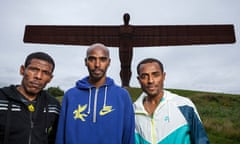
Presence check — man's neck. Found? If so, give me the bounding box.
[16,86,37,101]
[147,91,164,104]
[89,77,106,88]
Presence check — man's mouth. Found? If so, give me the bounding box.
[30,82,41,88]
[93,69,103,75]
[147,85,155,91]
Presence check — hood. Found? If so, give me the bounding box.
[76,76,115,89]
[0,85,22,102]
[74,76,115,123]
[0,85,49,103]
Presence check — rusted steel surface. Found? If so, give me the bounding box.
[23,13,236,87]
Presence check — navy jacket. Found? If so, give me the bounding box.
[0,85,61,144]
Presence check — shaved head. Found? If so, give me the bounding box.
[86,43,109,58]
[85,43,111,87]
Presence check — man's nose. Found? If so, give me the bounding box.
[147,75,154,83]
[95,59,101,67]
[35,71,43,79]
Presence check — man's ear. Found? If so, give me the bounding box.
[84,58,87,66]
[47,74,53,83]
[108,58,111,66]
[20,65,25,76]
[137,76,140,81]
[163,72,166,80]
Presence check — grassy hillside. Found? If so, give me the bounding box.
[126,87,240,144]
[56,88,240,143]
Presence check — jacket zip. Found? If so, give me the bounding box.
[93,88,99,123]
[28,112,34,144]
[151,116,156,144]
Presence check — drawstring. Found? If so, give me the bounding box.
[87,86,108,113]
[87,88,92,114]
[103,86,108,107]
[86,86,108,122]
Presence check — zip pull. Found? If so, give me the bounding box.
[28,104,35,112]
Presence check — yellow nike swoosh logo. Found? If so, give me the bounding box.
[99,106,115,116]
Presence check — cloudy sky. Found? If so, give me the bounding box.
[0,0,239,94]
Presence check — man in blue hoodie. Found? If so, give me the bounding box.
[56,43,135,144]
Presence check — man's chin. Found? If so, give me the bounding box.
[28,87,42,95]
[91,75,104,82]
[93,72,103,76]
[145,90,157,96]
[92,73,103,78]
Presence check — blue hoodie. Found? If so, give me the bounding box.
[56,77,135,144]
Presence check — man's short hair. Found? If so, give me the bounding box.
[24,52,55,72]
[137,58,164,75]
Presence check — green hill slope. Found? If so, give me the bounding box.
[56,87,240,143]
[127,88,240,144]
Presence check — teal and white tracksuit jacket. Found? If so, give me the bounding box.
[134,90,209,144]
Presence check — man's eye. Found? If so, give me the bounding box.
[100,57,108,62]
[29,67,38,72]
[140,75,147,79]
[87,57,95,61]
[43,71,51,76]
[152,72,162,77]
